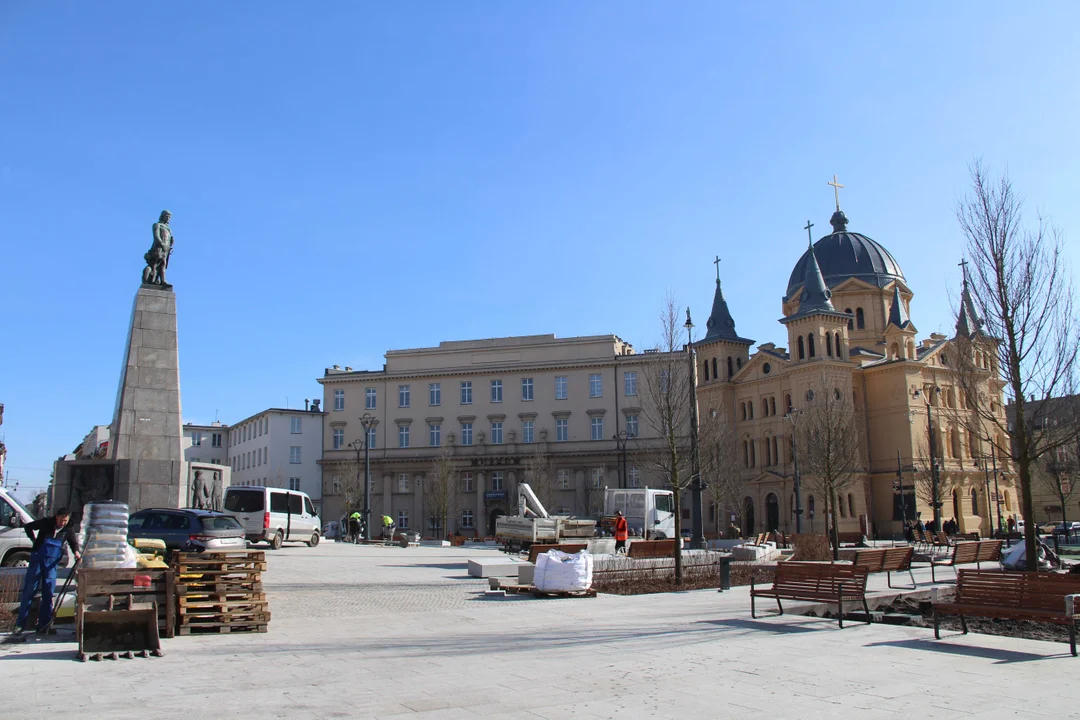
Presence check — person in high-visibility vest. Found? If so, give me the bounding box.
[382,514,396,539]
[614,510,629,554]
[348,512,362,543]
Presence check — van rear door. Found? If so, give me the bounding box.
[224,488,265,538]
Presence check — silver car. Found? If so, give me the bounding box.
[128,509,247,552]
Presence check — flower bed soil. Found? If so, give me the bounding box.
[593,561,775,596]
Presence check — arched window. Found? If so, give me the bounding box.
[742,440,749,468]
[737,357,742,369]
[826,333,833,357]
[712,357,718,379]
[971,488,979,516]
[835,333,842,359]
[749,440,756,468]
[703,362,709,381]
[845,308,854,331]
[808,334,816,358]
[727,357,734,378]
[798,336,806,360]
[740,402,747,421]
[772,436,779,465]
[839,498,846,518]
[748,401,754,419]
[890,343,899,360]
[907,340,916,358]
[764,436,772,466]
[856,308,865,330]
[848,493,855,518]
[785,394,792,414]
[770,397,776,416]
[951,428,962,459]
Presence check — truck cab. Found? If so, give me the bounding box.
[0,487,37,567]
[605,488,675,540]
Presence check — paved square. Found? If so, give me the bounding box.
[2,543,1075,719]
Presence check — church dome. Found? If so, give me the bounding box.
[785,211,905,301]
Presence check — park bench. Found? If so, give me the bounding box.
[930,540,1003,582]
[750,562,871,628]
[627,539,677,559]
[852,547,916,589]
[933,569,1080,656]
[527,543,587,564]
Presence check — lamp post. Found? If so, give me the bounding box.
[977,454,996,537]
[613,431,629,489]
[915,387,943,531]
[784,410,804,534]
[991,447,1004,533]
[359,413,376,542]
[685,308,706,550]
[346,438,365,541]
[895,449,909,538]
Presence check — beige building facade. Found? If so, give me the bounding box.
[695,205,1021,539]
[317,335,673,537]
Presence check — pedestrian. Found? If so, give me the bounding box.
[382,514,396,540]
[14,507,80,635]
[1007,516,1017,533]
[613,510,629,554]
[348,512,362,543]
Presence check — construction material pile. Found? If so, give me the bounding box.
[79,502,137,569]
[175,549,269,635]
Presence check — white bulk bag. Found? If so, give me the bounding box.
[533,549,593,592]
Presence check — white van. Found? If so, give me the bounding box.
[223,486,321,550]
[0,487,37,567]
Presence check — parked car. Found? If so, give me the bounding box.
[0,487,36,567]
[223,486,321,549]
[1052,521,1080,537]
[128,508,247,552]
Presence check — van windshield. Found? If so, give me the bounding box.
[5,493,35,521]
[224,489,264,513]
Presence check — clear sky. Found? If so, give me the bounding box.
[2,3,1078,502]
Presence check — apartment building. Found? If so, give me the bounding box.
[227,405,325,512]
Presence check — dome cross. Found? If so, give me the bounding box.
[804,220,814,247]
[828,174,844,211]
[713,255,721,282]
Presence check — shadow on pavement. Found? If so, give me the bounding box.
[0,646,77,662]
[697,618,827,634]
[863,636,1067,664]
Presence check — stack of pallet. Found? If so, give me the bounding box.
[173,549,269,635]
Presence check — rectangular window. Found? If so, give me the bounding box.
[521,378,534,401]
[192,432,203,447]
[429,424,441,447]
[628,466,640,488]
[589,373,603,398]
[626,415,639,438]
[659,369,671,394]
[491,471,504,491]
[289,446,301,464]
[332,428,344,450]
[397,473,410,493]
[429,383,441,406]
[428,515,442,531]
[211,433,222,448]
[591,417,604,441]
[462,472,474,492]
[556,418,568,442]
[461,509,474,529]
[365,387,376,410]
[522,420,534,444]
[461,423,473,446]
[291,416,302,434]
[397,510,409,529]
[366,426,377,449]
[460,381,472,405]
[491,380,503,403]
[557,469,570,490]
[334,389,345,412]
[491,421,503,444]
[591,468,604,489]
[555,376,568,400]
[332,474,342,495]
[398,424,410,448]
[289,477,301,491]
[624,371,638,397]
[399,385,410,408]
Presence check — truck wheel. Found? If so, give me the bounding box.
[3,551,30,567]
[270,531,283,550]
[307,532,320,547]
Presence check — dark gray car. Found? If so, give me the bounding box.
[128,508,247,552]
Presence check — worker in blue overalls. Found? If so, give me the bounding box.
[14,507,80,635]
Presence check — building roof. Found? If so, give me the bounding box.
[886,284,914,330]
[955,264,985,339]
[702,279,753,345]
[783,242,850,322]
[785,210,906,301]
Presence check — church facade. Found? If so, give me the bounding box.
[695,201,1021,540]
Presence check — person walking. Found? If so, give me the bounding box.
[14,507,80,635]
[613,510,629,554]
[348,512,362,544]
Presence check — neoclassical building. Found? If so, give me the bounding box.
[695,202,1021,539]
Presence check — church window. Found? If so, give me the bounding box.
[763,362,771,375]
[848,493,856,518]
[845,309,854,331]
[712,357,718,380]
[797,337,805,360]
[772,436,779,466]
[856,308,865,330]
[769,397,776,416]
[736,357,742,369]
[835,333,843,359]
[727,357,734,378]
[890,343,899,360]
[748,401,754,420]
[971,488,979,516]
[785,394,792,414]
[808,334,816,358]
[749,440,756,468]
[703,362,709,382]
[740,402,746,421]
[826,333,833,357]
[742,440,749,468]
[764,436,772,466]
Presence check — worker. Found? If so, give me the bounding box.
[14,507,80,635]
[614,510,629,554]
[349,512,362,543]
[382,514,396,541]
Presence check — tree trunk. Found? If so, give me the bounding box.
[829,491,840,561]
[673,480,683,586]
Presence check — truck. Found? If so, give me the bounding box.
[604,487,676,540]
[495,483,597,550]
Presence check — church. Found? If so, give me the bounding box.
[694,184,1020,540]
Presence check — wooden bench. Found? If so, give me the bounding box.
[750,562,871,628]
[527,544,587,564]
[930,540,1003,582]
[852,547,916,589]
[627,539,677,559]
[933,569,1080,656]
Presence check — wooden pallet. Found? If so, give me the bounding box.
[499,584,596,599]
[178,622,268,635]
[173,550,270,636]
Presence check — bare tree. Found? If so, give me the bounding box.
[699,403,741,537]
[1035,447,1078,526]
[795,372,863,560]
[909,436,952,528]
[425,446,458,539]
[955,160,1080,569]
[521,443,556,513]
[637,294,693,584]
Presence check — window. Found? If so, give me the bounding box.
[289,477,301,491]
[625,415,639,438]
[844,308,854,331]
[491,380,503,403]
[798,336,805,360]
[808,333,816,358]
[461,381,472,405]
[748,401,754,419]
[428,515,442,531]
[848,493,855,517]
[334,389,345,412]
[291,416,302,434]
[289,446,301,464]
[211,433,222,448]
[397,510,409,529]
[971,488,979,515]
[490,422,503,444]
[397,473,410,493]
[591,417,604,441]
[491,472,504,491]
[332,428,344,450]
[398,424,410,448]
[556,418,568,442]
[462,472,474,492]
[365,387,376,409]
[826,333,833,357]
[856,307,865,330]
[589,374,602,398]
[522,420,534,444]
[727,357,734,378]
[557,469,570,490]
[659,369,671,393]
[429,424,441,447]
[366,426,377,449]
[521,378,534,401]
[332,475,342,495]
[429,383,441,406]
[461,423,473,446]
[591,468,604,489]
[399,385,410,408]
[461,510,474,529]
[703,361,709,382]
[627,466,640,488]
[192,432,203,447]
[553,375,568,400]
[624,372,637,396]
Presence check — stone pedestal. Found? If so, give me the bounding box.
[108,285,184,511]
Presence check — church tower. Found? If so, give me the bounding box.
[781,234,852,365]
[696,259,754,388]
[883,283,918,360]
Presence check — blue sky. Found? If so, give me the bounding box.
[2,3,1078,501]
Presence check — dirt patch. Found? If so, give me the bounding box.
[593,562,775,596]
[876,591,1073,645]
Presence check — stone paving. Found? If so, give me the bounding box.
[2,542,1076,719]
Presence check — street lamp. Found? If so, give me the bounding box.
[613,431,629,489]
[685,308,706,550]
[784,409,804,534]
[355,413,377,542]
[895,449,909,539]
[991,447,1004,533]
[913,387,943,531]
[976,454,997,537]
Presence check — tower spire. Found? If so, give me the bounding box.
[703,260,752,344]
[955,257,984,338]
[794,245,836,316]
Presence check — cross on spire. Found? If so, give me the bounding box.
[713,255,721,282]
[804,220,814,247]
[828,174,844,211]
[958,258,969,284]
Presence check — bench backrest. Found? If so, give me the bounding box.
[626,539,676,559]
[527,543,587,564]
[956,569,1080,613]
[773,562,869,595]
[882,546,914,571]
[852,549,886,572]
[975,540,1003,563]
[950,541,981,564]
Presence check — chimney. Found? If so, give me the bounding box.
[312,399,321,412]
[304,399,310,411]
[345,367,353,372]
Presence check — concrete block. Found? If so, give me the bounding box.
[136,459,176,486]
[133,388,175,413]
[132,412,167,436]
[139,367,178,391]
[587,538,615,555]
[419,540,451,548]
[136,346,177,369]
[139,311,175,331]
[140,295,170,314]
[140,329,177,351]
[467,558,523,578]
[518,563,536,585]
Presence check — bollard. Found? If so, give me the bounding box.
[716,557,732,592]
